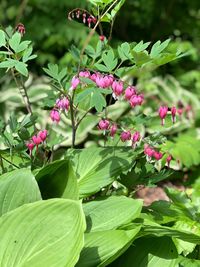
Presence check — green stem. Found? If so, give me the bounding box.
[69,92,76,148]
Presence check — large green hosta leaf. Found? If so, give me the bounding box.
[76,227,141,267]
[110,236,178,267]
[0,198,86,267]
[83,196,142,232]
[70,147,137,198]
[35,160,79,200]
[0,168,41,216]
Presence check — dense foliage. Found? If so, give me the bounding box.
[0,0,200,266]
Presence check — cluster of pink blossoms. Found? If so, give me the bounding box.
[26,130,48,155]
[144,144,173,167]
[98,119,141,147]
[158,104,194,126]
[79,70,144,108]
[50,96,70,123]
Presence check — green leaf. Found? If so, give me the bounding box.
[83,196,142,232]
[0,199,86,267]
[94,63,109,72]
[0,30,6,47]
[150,39,171,58]
[8,114,18,132]
[43,63,59,80]
[173,221,197,255]
[165,187,198,221]
[36,159,79,200]
[118,42,132,60]
[76,227,141,267]
[15,61,28,76]
[20,114,37,128]
[0,169,41,216]
[70,147,137,198]
[75,88,93,105]
[178,256,200,267]
[15,40,31,53]
[22,46,37,62]
[110,236,178,267]
[9,32,21,52]
[85,45,96,58]
[133,41,151,52]
[18,127,30,140]
[90,90,106,112]
[0,58,17,68]
[102,49,118,71]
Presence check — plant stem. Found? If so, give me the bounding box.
[11,70,32,114]
[78,0,119,72]
[15,0,28,26]
[76,109,90,128]
[69,92,76,148]
[0,155,20,169]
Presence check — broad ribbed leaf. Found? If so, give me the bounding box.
[70,147,137,198]
[110,236,178,267]
[76,227,141,267]
[0,168,41,216]
[36,159,79,200]
[0,199,86,267]
[83,196,142,232]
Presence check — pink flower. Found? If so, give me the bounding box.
[56,97,70,111]
[120,131,131,142]
[71,76,80,90]
[112,80,123,98]
[26,142,35,155]
[144,144,154,157]
[38,130,48,142]
[87,17,92,27]
[158,106,168,126]
[177,108,183,116]
[32,135,42,146]
[166,155,172,167]
[98,119,110,130]
[79,70,90,78]
[171,106,176,124]
[103,75,114,88]
[153,151,163,161]
[129,94,144,107]
[90,73,99,82]
[96,75,106,88]
[132,131,140,143]
[125,86,136,100]
[110,124,117,138]
[50,109,60,123]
